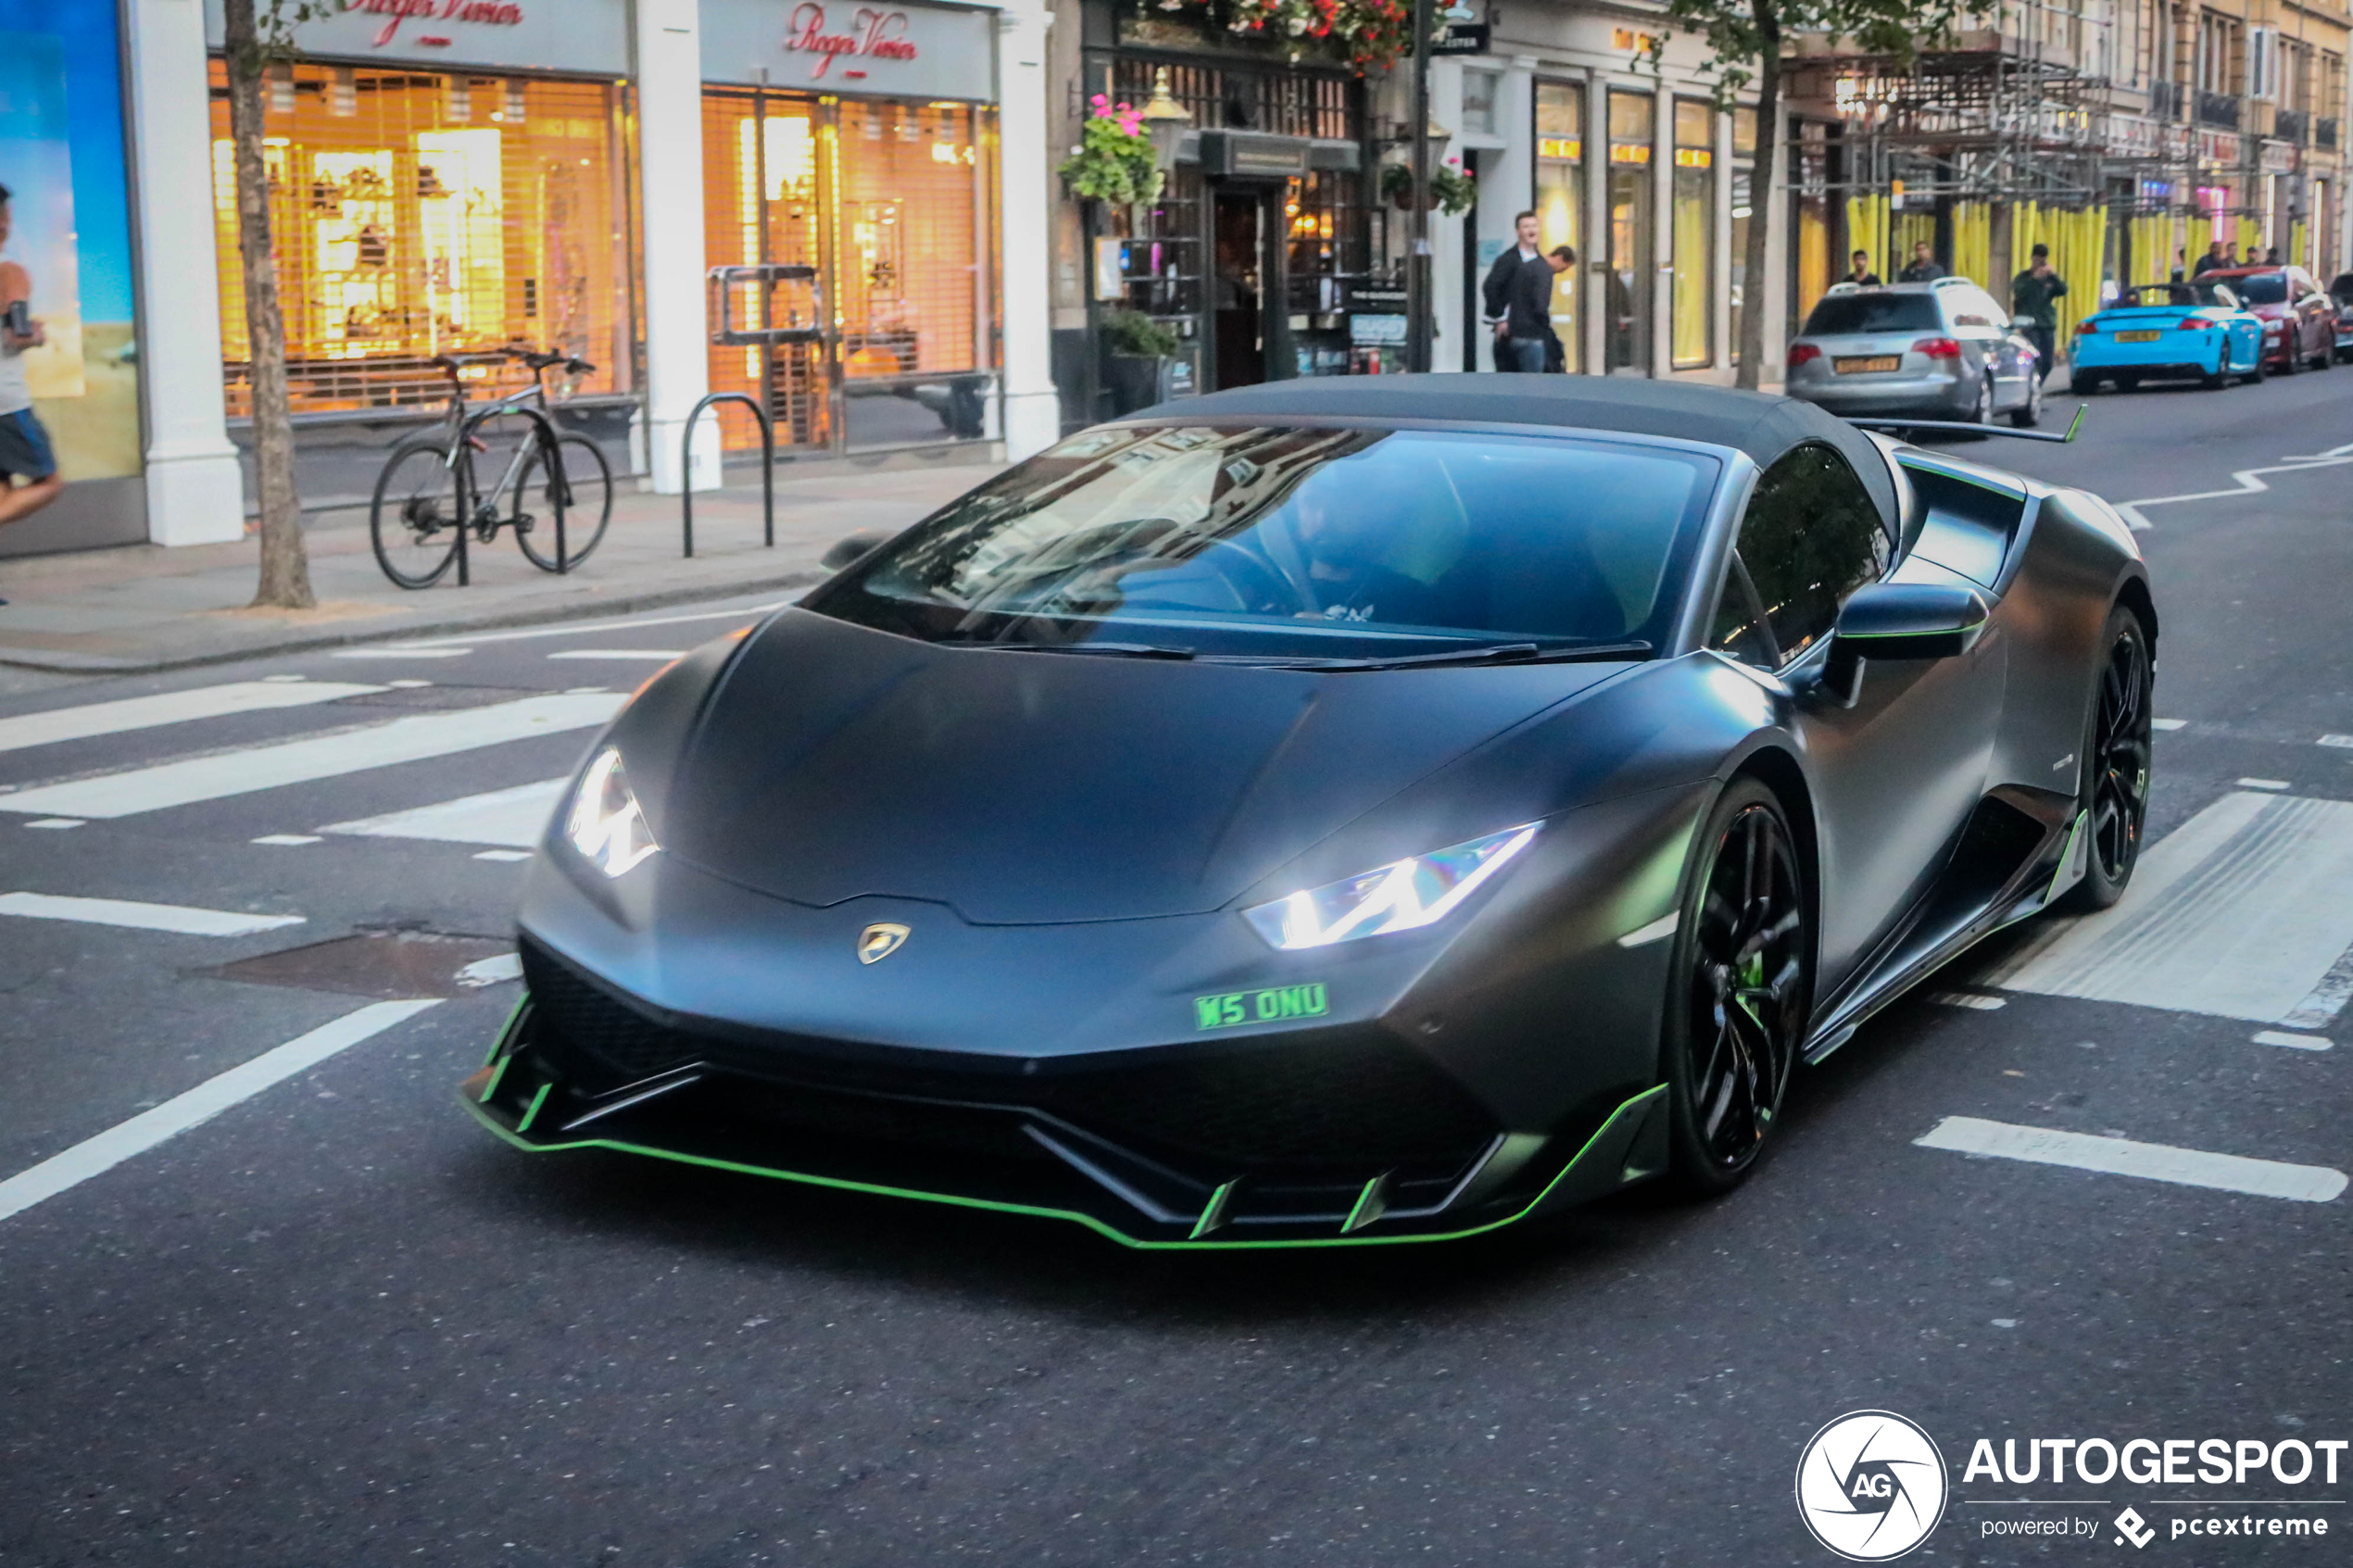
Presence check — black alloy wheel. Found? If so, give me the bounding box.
[1664,779,1809,1193]
[2063,608,2155,911]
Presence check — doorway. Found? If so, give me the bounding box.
[1214,192,1265,388]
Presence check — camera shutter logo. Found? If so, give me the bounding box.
[1794,1410,1949,1561]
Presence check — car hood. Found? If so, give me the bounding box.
[660,609,1630,923]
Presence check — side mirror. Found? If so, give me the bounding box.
[821,529,891,573]
[1811,582,1989,707]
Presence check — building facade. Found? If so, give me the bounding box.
[6,0,1059,561]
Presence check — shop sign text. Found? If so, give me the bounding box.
[783,4,920,80]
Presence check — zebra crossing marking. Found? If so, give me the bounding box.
[0,892,304,937]
[322,777,568,849]
[0,693,623,821]
[1916,1117,2347,1203]
[0,680,384,757]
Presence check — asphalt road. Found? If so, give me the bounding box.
[1,369,2349,1567]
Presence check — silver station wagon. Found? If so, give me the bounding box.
[1783,279,2045,429]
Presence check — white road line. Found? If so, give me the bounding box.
[1916,1116,2347,1202]
[329,647,472,659]
[1983,791,2353,1024]
[0,693,623,821]
[2151,718,2188,731]
[1930,991,2007,1010]
[2252,1030,2334,1050]
[0,679,384,756]
[252,834,321,847]
[456,952,522,987]
[2238,778,2291,790]
[321,776,567,848]
[2113,437,2353,533]
[472,849,534,862]
[23,819,82,830]
[546,649,687,661]
[0,999,441,1225]
[399,600,787,649]
[0,891,304,936]
[2322,734,2353,749]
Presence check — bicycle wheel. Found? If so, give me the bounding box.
[370,438,466,589]
[512,433,613,572]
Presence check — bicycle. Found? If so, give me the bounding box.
[369,346,615,589]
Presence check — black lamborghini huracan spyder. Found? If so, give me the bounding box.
[464,376,2155,1248]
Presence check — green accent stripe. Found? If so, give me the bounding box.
[1189,1179,1239,1240]
[460,1083,1670,1251]
[515,1081,553,1135]
[482,993,530,1068]
[476,1056,510,1105]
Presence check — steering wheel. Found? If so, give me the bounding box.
[1191,537,1313,616]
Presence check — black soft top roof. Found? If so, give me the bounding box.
[1130,373,1897,532]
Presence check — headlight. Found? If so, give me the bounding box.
[1242,823,1540,950]
[566,747,658,877]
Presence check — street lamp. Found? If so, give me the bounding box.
[1139,67,1191,185]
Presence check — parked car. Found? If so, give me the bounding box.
[2070,280,2264,392]
[2200,265,2335,372]
[1783,279,2043,429]
[2327,271,2353,362]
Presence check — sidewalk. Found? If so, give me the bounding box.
[0,452,1002,673]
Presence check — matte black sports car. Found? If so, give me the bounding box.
[465,377,2156,1248]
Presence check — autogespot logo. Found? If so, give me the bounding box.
[1796,1411,1951,1561]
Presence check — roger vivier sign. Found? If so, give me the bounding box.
[701,0,996,100]
[784,4,918,80]
[204,0,625,74]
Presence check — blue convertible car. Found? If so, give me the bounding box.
[2070,281,2264,392]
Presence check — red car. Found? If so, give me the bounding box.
[2202,265,2336,372]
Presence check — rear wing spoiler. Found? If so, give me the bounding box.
[1844,405,2086,445]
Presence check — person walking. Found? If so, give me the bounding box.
[1481,210,1554,373]
[2192,240,2225,277]
[2010,241,2069,385]
[1897,241,1945,282]
[0,182,63,541]
[1542,245,1575,371]
[1844,249,1882,286]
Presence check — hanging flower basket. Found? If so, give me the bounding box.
[1379,158,1476,217]
[1059,95,1164,208]
[1154,0,1413,73]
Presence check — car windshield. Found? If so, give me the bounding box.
[2121,282,2238,309]
[2229,271,2289,304]
[1800,294,1943,335]
[805,425,1720,662]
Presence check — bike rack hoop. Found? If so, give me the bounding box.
[679,393,775,559]
[456,402,571,581]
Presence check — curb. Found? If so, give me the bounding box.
[0,565,828,676]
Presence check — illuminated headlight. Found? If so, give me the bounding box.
[565,747,658,877]
[1242,823,1541,950]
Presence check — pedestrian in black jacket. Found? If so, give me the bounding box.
[1481,211,1554,372]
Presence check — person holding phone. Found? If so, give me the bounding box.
[0,182,65,535]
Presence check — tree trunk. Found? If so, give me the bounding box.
[222,0,315,609]
[1735,3,1781,391]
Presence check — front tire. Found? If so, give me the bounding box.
[2061,608,2155,912]
[1663,779,1810,1195]
[2009,371,2044,426]
[512,433,614,572]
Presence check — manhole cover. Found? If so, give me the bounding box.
[203,928,518,999]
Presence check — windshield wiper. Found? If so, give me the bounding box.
[972,639,1198,660]
[1277,639,1653,672]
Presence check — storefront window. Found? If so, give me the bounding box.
[1605,90,1654,374]
[1,0,143,545]
[1730,107,1755,367]
[1671,99,1714,370]
[1536,81,1584,375]
[205,62,630,417]
[700,90,998,453]
[1460,69,1500,137]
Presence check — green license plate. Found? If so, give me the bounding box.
[1196,984,1329,1030]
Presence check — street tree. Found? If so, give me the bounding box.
[1654,0,1964,388]
[219,0,328,608]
